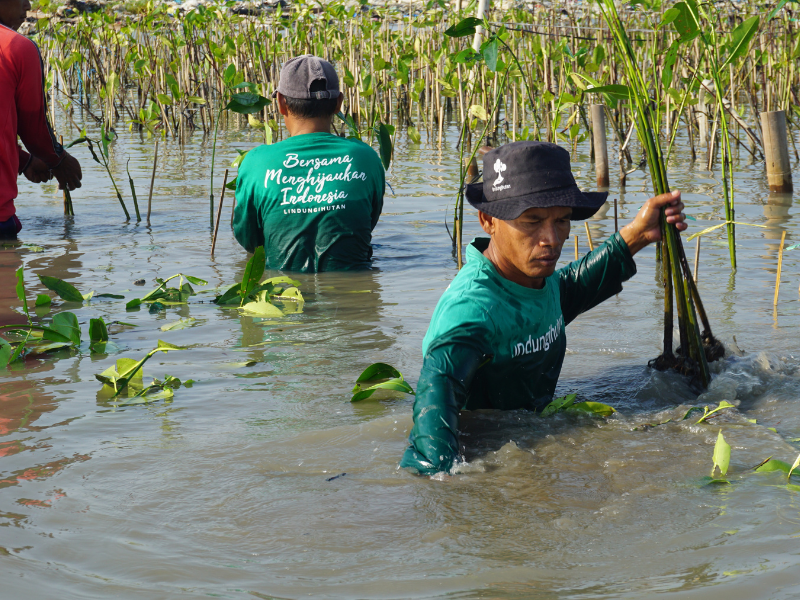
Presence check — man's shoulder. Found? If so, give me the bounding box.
[435,264,499,319]
[0,26,40,59]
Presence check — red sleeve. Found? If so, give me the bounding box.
[13,35,63,168]
[18,145,31,175]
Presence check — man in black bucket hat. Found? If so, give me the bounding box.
[400,141,687,475]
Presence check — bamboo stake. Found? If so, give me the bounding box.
[774,230,786,306]
[146,139,158,226]
[693,236,700,284]
[211,169,229,257]
[574,234,579,260]
[584,222,594,251]
[613,197,618,232]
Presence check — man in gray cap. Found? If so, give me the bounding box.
[400,141,687,475]
[233,55,385,272]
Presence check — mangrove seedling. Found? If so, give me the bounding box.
[351,362,415,402]
[213,246,304,316]
[95,340,185,398]
[126,273,208,309]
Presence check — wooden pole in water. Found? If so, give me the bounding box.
[693,236,700,284]
[591,104,609,187]
[761,110,793,192]
[613,198,618,233]
[211,169,229,257]
[147,139,158,226]
[774,230,786,306]
[574,234,579,260]
[584,222,594,251]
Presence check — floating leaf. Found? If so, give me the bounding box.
[160,317,197,331]
[754,458,791,473]
[35,294,51,306]
[239,293,285,318]
[38,275,85,302]
[89,317,109,343]
[50,312,80,346]
[712,429,731,477]
[407,125,421,144]
[569,401,616,417]
[541,393,578,417]
[351,362,415,402]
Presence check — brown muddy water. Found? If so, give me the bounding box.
[2,117,800,599]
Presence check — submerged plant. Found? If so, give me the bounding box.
[711,429,731,479]
[351,363,414,402]
[213,246,304,317]
[540,393,616,417]
[126,273,208,309]
[95,340,185,398]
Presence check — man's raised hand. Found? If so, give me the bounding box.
[620,191,687,256]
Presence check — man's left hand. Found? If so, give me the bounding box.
[23,157,54,184]
[620,190,687,256]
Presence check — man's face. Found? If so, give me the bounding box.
[0,0,31,30]
[480,206,572,282]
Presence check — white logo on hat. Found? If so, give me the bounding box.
[494,159,507,185]
[492,158,511,192]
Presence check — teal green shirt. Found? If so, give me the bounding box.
[233,132,385,272]
[401,233,637,474]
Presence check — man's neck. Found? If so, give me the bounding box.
[285,116,333,137]
[483,240,545,289]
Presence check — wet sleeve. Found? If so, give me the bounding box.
[14,37,64,168]
[400,306,492,475]
[557,231,637,325]
[232,162,265,254]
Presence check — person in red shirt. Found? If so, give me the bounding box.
[0,0,82,240]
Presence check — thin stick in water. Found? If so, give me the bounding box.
[211,169,229,257]
[147,139,158,226]
[693,236,700,284]
[614,198,618,232]
[774,230,786,306]
[574,234,579,261]
[584,222,594,251]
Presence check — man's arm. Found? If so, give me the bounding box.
[559,191,687,324]
[18,146,32,175]
[557,232,637,325]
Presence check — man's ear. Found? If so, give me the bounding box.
[478,211,495,235]
[276,92,289,117]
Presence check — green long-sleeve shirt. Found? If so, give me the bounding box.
[400,233,637,474]
[233,132,385,272]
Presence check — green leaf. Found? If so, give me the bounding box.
[34,294,51,307]
[0,338,12,367]
[214,283,241,305]
[156,93,173,106]
[241,246,266,300]
[568,401,616,417]
[95,293,125,299]
[182,275,208,286]
[721,16,759,69]
[444,16,482,37]
[767,0,792,22]
[672,1,700,41]
[661,39,680,88]
[15,268,29,319]
[587,84,631,101]
[351,378,415,402]
[38,275,85,302]
[355,362,402,384]
[712,429,731,477]
[754,458,791,473]
[541,393,578,417]
[50,312,81,346]
[660,6,680,27]
[239,293,285,318]
[89,317,109,343]
[789,452,800,480]
[160,317,197,331]
[377,122,392,170]
[407,125,421,144]
[481,37,499,72]
[126,298,142,309]
[157,340,186,351]
[226,93,270,115]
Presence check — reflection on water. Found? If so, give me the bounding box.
[1,115,800,598]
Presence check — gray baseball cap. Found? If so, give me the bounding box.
[274,55,340,100]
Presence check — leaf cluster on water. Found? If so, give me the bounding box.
[351,362,415,402]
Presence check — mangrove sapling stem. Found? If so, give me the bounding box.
[694,236,700,283]
[147,139,158,226]
[774,230,786,306]
[211,169,228,257]
[126,159,141,222]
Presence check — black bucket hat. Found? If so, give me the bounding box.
[465,141,607,221]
